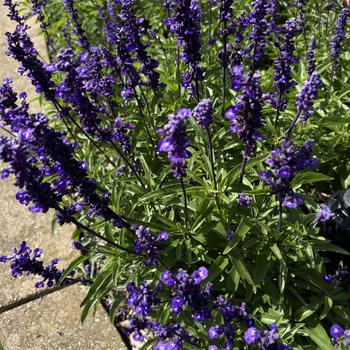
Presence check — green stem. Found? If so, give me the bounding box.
[0,279,80,315]
[180,177,188,231]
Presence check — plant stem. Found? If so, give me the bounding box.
[0,279,80,315]
[208,2,212,45]
[176,46,181,98]
[180,176,188,230]
[285,109,302,141]
[278,199,283,232]
[239,146,248,184]
[0,126,16,138]
[274,90,282,128]
[221,30,227,116]
[206,128,220,211]
[61,212,141,256]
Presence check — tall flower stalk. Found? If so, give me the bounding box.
[167,0,203,100]
[217,0,233,115]
[157,109,191,229]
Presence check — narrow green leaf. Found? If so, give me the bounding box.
[206,256,229,283]
[301,325,334,350]
[223,222,251,255]
[59,255,90,284]
[292,172,332,188]
[229,253,256,293]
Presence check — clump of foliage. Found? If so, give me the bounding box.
[1,0,350,349]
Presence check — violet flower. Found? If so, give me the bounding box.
[306,36,316,78]
[296,71,322,121]
[226,71,264,158]
[266,18,301,114]
[157,108,191,178]
[259,140,318,208]
[193,99,214,129]
[168,0,203,96]
[118,0,161,90]
[0,241,67,288]
[330,9,350,68]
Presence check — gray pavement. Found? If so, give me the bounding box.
[0,5,126,350]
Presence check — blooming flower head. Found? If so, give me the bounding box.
[0,241,64,288]
[208,326,222,339]
[244,327,261,345]
[157,108,191,178]
[316,204,335,223]
[330,324,344,339]
[237,194,253,207]
[259,140,318,207]
[226,72,264,157]
[167,0,203,95]
[330,9,350,66]
[296,72,322,121]
[193,99,214,129]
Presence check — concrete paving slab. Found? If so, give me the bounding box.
[0,4,126,350]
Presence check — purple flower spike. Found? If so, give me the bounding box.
[193,99,214,129]
[191,266,208,284]
[330,324,344,339]
[0,241,63,288]
[260,140,318,207]
[296,72,322,121]
[157,109,191,178]
[244,327,261,345]
[330,9,350,67]
[167,0,203,95]
[237,194,253,207]
[316,204,335,223]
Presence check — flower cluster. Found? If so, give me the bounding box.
[167,0,202,95]
[266,18,301,113]
[316,204,335,223]
[0,80,125,227]
[295,72,322,121]
[0,241,68,288]
[244,324,291,349]
[61,0,90,49]
[5,23,56,99]
[126,281,161,317]
[118,0,161,90]
[193,99,214,129]
[330,9,350,67]
[226,71,264,157]
[124,267,291,349]
[161,266,210,319]
[237,193,253,207]
[125,316,198,347]
[306,37,316,78]
[131,225,168,266]
[329,324,350,347]
[245,0,273,68]
[105,19,140,100]
[259,140,318,208]
[157,108,191,178]
[323,265,349,284]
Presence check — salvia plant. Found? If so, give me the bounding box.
[1,0,350,349]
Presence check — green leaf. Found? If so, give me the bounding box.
[253,250,272,285]
[292,172,332,188]
[59,255,90,284]
[223,221,251,255]
[80,299,98,324]
[301,325,334,350]
[206,256,229,283]
[311,241,350,255]
[139,184,182,202]
[81,271,112,307]
[228,252,256,293]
